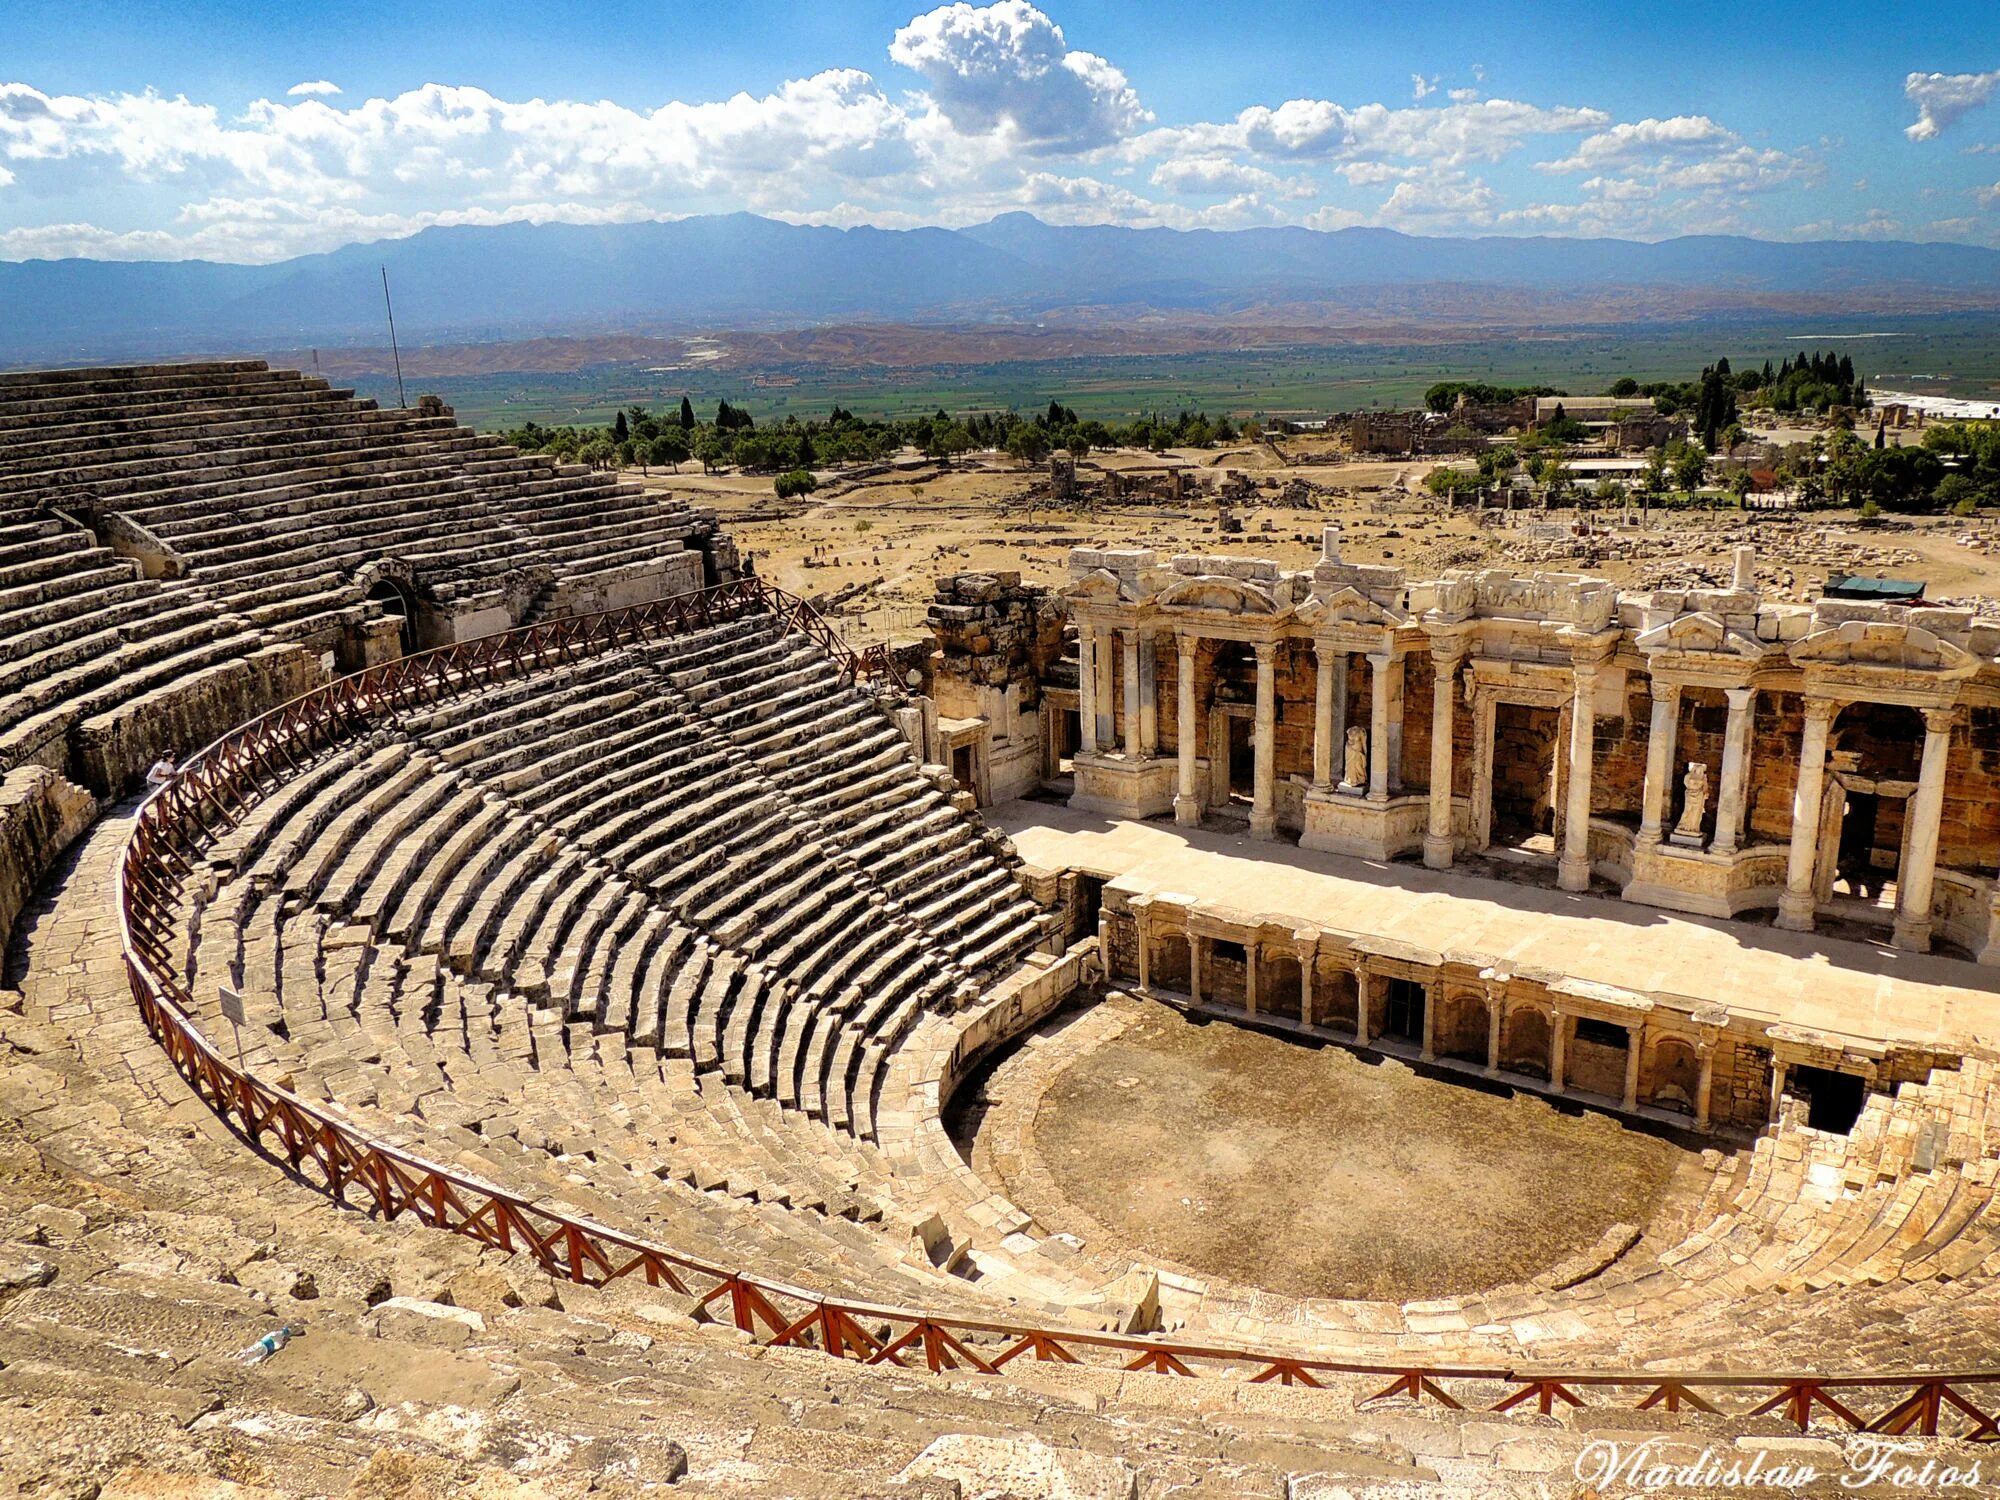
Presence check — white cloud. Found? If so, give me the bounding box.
[1537,114,1734,173]
[1377,172,1500,228]
[1905,69,2000,141]
[1411,74,1436,102]
[1201,96,1607,167]
[1150,155,1313,199]
[888,2,1147,153]
[286,80,342,98]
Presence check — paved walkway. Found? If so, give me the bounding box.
[991,802,2000,1053]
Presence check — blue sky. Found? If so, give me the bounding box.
[2,0,1997,261]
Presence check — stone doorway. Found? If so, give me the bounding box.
[1787,1064,1866,1135]
[365,577,417,654]
[1381,977,1426,1044]
[1815,703,1923,933]
[1490,702,1560,852]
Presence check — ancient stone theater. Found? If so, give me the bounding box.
[5,362,2000,1496]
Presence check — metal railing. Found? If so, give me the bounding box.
[110,577,1999,1440]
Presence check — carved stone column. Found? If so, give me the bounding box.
[1776,697,1838,932]
[1076,623,1098,756]
[1122,629,1143,760]
[1173,632,1201,826]
[1251,641,1278,840]
[1622,1025,1642,1112]
[1485,989,1503,1074]
[1894,706,1956,953]
[1548,1009,1567,1095]
[1710,686,1757,855]
[1139,633,1160,756]
[1311,641,1337,791]
[1299,939,1318,1027]
[1558,664,1598,892]
[1189,933,1204,1006]
[1420,982,1437,1062]
[1366,650,1392,804]
[1769,1057,1789,1122]
[1245,940,1260,1017]
[1637,679,1681,847]
[1353,960,1372,1047]
[1424,643,1462,868]
[1694,1037,1716,1132]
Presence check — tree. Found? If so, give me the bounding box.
[693,433,724,475]
[1006,424,1051,466]
[1668,440,1707,497]
[580,437,615,471]
[1608,377,1640,397]
[679,396,696,430]
[773,469,818,499]
[1720,422,1744,458]
[612,410,630,444]
[650,430,690,473]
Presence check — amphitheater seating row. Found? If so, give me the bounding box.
[0,361,725,782]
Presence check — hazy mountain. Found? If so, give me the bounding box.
[6,212,2000,362]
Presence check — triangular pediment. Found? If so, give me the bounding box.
[1634,611,1762,657]
[1296,585,1404,627]
[1063,568,1131,603]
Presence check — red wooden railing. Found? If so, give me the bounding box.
[111,577,2000,1439]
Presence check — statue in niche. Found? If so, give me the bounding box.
[1339,725,1368,794]
[1669,761,1710,847]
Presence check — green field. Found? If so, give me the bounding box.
[346,314,2000,432]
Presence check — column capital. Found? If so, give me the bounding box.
[1365,647,1393,669]
[1724,684,1757,709]
[1429,640,1467,669]
[1922,705,1959,735]
[1802,694,1840,728]
[1174,629,1201,657]
[1571,661,1599,688]
[1252,639,1278,664]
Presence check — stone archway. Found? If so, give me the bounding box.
[1260,950,1302,1020]
[1433,988,1489,1065]
[365,576,417,654]
[1647,1035,1702,1117]
[1501,1004,1552,1081]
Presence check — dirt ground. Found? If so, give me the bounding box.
[1009,998,1711,1302]
[643,436,2000,646]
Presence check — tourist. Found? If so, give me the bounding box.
[144,755,179,791]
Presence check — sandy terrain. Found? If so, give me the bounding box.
[641,437,2000,646]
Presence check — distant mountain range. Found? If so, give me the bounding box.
[7,212,2000,363]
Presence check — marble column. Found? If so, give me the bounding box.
[1353,962,1372,1046]
[1485,993,1503,1074]
[1189,934,1204,1006]
[1420,983,1437,1062]
[1366,650,1392,804]
[1094,623,1116,750]
[1245,941,1260,1016]
[1173,633,1201,826]
[1135,918,1152,993]
[1694,1041,1716,1132]
[1424,645,1462,869]
[1558,664,1598,892]
[1250,641,1278,840]
[1636,679,1682,847]
[1769,1058,1789,1122]
[1300,944,1317,1027]
[1710,686,1757,855]
[1122,629,1143,760]
[1622,1027,1642,1112]
[1075,624,1098,756]
[1776,697,1837,932]
[1548,1011,1567,1095]
[1311,642,1337,791]
[1894,707,1956,953]
[1139,633,1160,756]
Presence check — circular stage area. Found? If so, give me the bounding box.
[965,996,1718,1303]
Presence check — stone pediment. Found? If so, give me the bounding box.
[1156,574,1280,615]
[1296,585,1405,628]
[1789,620,1978,679]
[1064,568,1134,604]
[1634,611,1763,658]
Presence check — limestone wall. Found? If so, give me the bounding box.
[0,766,95,963]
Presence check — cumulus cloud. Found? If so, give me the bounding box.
[888,1,1146,153]
[1905,69,2000,141]
[1411,74,1436,101]
[1149,155,1313,199]
[1537,115,1733,173]
[286,80,341,98]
